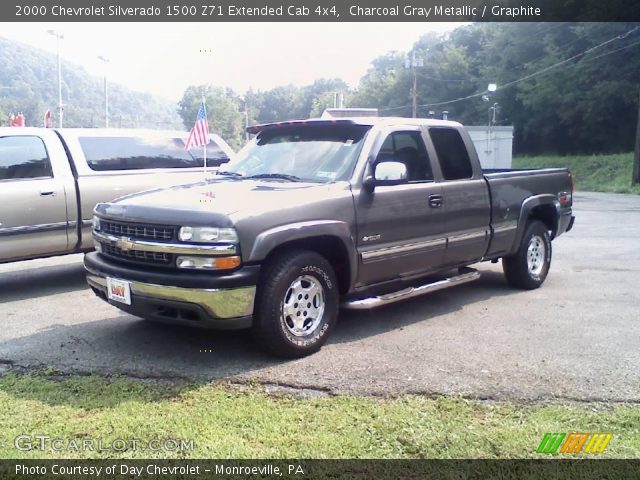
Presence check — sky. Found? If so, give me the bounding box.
[0,22,461,100]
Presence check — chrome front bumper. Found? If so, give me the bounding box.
[86,270,256,329]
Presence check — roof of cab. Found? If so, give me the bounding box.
[0,127,191,137]
[57,128,193,137]
[246,117,463,134]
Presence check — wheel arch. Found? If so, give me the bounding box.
[509,194,559,254]
[248,221,357,294]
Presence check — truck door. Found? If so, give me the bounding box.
[427,126,491,266]
[354,128,447,286]
[0,134,70,261]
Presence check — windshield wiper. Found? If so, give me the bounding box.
[245,173,302,182]
[215,171,244,178]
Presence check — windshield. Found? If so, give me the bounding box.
[222,124,370,183]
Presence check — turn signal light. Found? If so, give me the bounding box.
[175,255,241,270]
[215,256,242,270]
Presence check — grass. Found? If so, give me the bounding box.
[0,372,639,459]
[513,153,640,194]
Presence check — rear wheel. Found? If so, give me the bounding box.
[503,220,552,290]
[253,250,338,358]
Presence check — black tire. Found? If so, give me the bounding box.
[502,220,552,290]
[252,250,339,358]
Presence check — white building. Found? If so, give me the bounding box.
[465,126,514,169]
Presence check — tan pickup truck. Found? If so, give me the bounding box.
[0,128,234,263]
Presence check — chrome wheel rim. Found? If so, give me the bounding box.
[281,275,325,337]
[527,235,546,277]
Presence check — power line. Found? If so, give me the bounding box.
[380,24,569,113]
[381,25,640,113]
[583,37,640,63]
[503,23,597,72]
[422,75,466,83]
[484,26,639,94]
[413,24,567,85]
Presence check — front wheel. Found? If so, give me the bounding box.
[503,220,552,290]
[253,250,339,358]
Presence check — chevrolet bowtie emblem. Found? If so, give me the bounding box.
[116,237,135,252]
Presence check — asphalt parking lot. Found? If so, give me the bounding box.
[0,192,638,401]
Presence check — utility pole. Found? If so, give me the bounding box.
[412,68,417,118]
[633,89,640,185]
[483,84,498,158]
[243,97,249,141]
[405,51,424,118]
[98,56,109,128]
[48,30,64,128]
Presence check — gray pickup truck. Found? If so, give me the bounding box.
[0,128,233,264]
[85,117,574,357]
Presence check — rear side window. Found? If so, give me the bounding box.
[79,135,230,171]
[429,128,473,180]
[0,136,53,180]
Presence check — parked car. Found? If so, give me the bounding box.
[0,128,234,263]
[85,117,574,357]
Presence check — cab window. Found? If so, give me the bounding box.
[429,127,473,180]
[0,136,53,181]
[79,135,230,171]
[376,131,433,182]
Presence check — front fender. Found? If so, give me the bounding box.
[247,220,358,288]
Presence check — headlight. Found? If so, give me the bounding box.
[176,255,241,270]
[178,226,238,243]
[92,215,101,231]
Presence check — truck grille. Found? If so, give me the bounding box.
[101,243,173,266]
[101,219,176,242]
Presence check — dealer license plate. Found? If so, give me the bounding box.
[107,277,131,305]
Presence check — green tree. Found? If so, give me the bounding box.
[349,23,640,155]
[303,78,350,117]
[254,85,306,123]
[245,79,351,124]
[178,85,245,150]
[310,91,339,117]
[349,52,407,115]
[480,22,640,154]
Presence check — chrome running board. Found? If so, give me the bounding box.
[342,268,480,310]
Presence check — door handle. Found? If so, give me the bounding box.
[429,194,443,208]
[40,190,57,197]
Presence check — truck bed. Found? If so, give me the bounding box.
[482,167,573,259]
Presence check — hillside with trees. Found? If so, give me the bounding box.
[351,22,640,155]
[179,22,639,156]
[0,37,181,130]
[2,23,638,157]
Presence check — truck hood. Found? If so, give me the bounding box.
[96,178,349,226]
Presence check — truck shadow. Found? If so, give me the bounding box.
[333,269,513,344]
[0,268,516,409]
[0,261,88,303]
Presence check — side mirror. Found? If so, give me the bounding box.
[364,160,408,192]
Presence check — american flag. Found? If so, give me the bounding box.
[184,101,209,151]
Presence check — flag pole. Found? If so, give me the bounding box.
[202,97,207,175]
